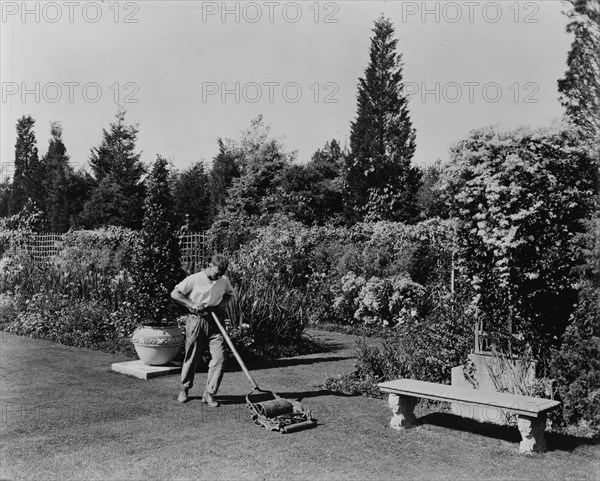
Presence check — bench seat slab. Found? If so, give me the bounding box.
[378,379,560,416]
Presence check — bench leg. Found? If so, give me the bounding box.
[388,394,418,430]
[517,414,547,454]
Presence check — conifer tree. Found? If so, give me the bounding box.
[42,122,75,232]
[81,109,146,229]
[344,16,421,224]
[10,115,44,215]
[558,0,600,143]
[130,155,183,325]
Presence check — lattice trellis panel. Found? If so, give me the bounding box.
[0,232,211,274]
[178,232,211,274]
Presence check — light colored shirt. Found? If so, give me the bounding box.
[175,271,235,309]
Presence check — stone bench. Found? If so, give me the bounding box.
[378,379,561,454]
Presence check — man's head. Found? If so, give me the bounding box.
[205,254,229,280]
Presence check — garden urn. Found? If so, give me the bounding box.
[131,324,184,366]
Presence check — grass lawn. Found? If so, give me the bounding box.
[0,330,598,480]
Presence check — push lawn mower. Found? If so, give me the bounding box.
[210,312,317,434]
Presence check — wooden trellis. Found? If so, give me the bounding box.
[0,231,211,273]
[178,232,211,274]
[0,233,65,263]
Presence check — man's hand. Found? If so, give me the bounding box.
[189,303,208,315]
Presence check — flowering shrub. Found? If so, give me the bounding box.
[388,276,427,325]
[334,271,366,323]
[0,213,459,361]
[0,227,136,313]
[354,277,392,326]
[325,281,474,391]
[227,322,254,350]
[444,122,597,360]
[334,273,426,327]
[0,291,134,355]
[0,226,152,354]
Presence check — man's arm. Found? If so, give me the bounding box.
[171,288,204,314]
[214,278,235,321]
[218,278,235,313]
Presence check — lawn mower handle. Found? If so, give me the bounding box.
[210,311,260,391]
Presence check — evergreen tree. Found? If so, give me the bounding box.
[344,16,421,224]
[208,138,241,220]
[9,115,44,215]
[129,155,183,326]
[42,122,76,232]
[172,160,212,231]
[558,0,600,143]
[64,169,92,229]
[81,109,146,229]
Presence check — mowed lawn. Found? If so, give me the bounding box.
[0,331,598,481]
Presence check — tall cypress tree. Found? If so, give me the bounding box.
[81,109,146,229]
[10,115,44,215]
[43,122,74,232]
[344,16,421,224]
[130,155,183,326]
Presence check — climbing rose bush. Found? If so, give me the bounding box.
[443,122,597,361]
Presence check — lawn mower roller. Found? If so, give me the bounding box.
[210,311,317,434]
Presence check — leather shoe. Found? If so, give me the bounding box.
[178,388,189,403]
[202,391,219,407]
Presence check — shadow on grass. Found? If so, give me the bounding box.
[191,354,353,375]
[420,412,600,452]
[186,333,353,374]
[187,389,354,406]
[244,355,353,369]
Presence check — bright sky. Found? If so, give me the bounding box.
[1,0,573,177]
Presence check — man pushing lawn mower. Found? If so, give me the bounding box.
[171,253,316,432]
[171,253,235,406]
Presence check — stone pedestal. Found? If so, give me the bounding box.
[388,394,418,430]
[111,360,182,380]
[518,414,547,454]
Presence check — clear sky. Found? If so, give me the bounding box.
[1,0,573,177]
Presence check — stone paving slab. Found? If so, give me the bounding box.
[111,360,182,380]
